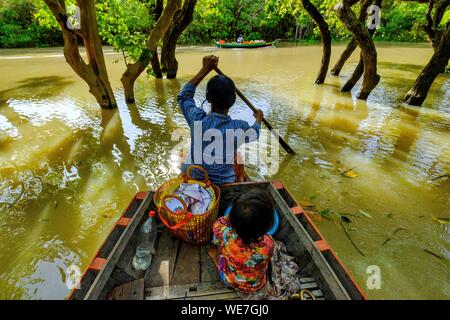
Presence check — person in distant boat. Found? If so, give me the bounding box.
[237,34,244,44]
[177,55,263,185]
[210,189,275,293]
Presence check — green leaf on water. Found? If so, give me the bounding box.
[359,210,373,219]
[318,209,335,221]
[299,199,315,208]
[320,209,332,218]
[432,216,450,225]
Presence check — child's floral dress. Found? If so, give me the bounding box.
[213,216,274,293]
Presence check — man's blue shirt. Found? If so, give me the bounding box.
[178,83,261,185]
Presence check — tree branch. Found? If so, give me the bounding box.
[44,0,117,108]
[335,0,381,99]
[301,0,332,84]
[121,0,182,102]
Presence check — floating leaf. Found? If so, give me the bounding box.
[432,173,450,181]
[343,170,358,178]
[320,209,331,218]
[338,212,358,218]
[423,249,444,260]
[340,215,352,224]
[342,169,358,178]
[299,200,315,208]
[394,228,407,235]
[318,209,334,221]
[306,210,322,222]
[340,220,365,256]
[358,210,373,219]
[432,216,450,225]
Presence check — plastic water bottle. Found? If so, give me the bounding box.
[132,241,153,271]
[132,212,155,271]
[141,215,153,235]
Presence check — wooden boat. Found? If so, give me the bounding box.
[68,181,367,300]
[216,40,279,49]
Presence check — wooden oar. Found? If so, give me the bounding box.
[215,67,296,154]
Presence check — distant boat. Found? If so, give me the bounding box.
[216,39,279,49]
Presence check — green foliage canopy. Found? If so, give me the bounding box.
[0,0,62,47]
[96,0,154,65]
[0,0,436,48]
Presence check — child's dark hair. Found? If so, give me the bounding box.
[206,75,236,111]
[229,189,274,245]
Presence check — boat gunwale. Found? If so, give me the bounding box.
[66,192,148,300]
[68,181,367,300]
[268,180,367,300]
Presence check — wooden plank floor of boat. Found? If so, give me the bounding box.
[142,228,240,300]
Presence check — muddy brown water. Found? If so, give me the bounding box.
[0,44,448,299]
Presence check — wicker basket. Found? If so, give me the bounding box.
[153,166,221,246]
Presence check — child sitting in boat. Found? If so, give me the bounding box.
[177,55,263,185]
[210,189,275,293]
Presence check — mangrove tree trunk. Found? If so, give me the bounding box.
[44,0,117,108]
[331,0,373,76]
[150,0,164,78]
[161,0,197,79]
[335,0,380,99]
[341,0,381,93]
[423,0,449,49]
[300,0,332,84]
[121,0,181,102]
[150,50,163,78]
[404,23,450,105]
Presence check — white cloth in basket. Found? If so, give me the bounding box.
[165,183,213,215]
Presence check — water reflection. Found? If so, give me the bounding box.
[388,106,420,163]
[0,45,449,299]
[0,76,74,104]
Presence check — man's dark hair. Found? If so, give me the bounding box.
[206,75,236,111]
[229,189,274,245]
